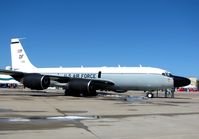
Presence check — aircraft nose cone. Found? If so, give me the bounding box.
[173,76,190,87]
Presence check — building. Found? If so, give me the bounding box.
[189,77,199,89]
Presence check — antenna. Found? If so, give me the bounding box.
[11,37,26,40]
[18,37,26,40]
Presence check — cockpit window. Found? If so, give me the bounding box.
[162,72,171,77]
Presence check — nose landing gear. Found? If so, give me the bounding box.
[146,92,154,98]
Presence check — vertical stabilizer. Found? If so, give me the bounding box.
[11,38,37,72]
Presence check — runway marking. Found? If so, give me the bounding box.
[0,115,98,122]
[47,115,98,120]
[9,118,30,122]
[1,111,199,123]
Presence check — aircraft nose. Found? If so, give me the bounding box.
[172,75,190,88]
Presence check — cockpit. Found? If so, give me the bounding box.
[162,71,190,87]
[162,72,172,77]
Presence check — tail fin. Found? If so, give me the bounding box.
[11,38,37,72]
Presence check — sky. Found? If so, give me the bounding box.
[0,0,198,78]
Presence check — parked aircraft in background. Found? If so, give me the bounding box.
[0,74,20,87]
[0,38,190,97]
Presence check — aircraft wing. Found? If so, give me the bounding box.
[0,69,70,82]
[49,75,70,83]
[47,75,115,91]
[89,79,114,90]
[0,69,24,76]
[0,69,115,91]
[0,69,25,81]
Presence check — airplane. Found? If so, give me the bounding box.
[0,74,19,84]
[0,38,190,97]
[0,74,20,85]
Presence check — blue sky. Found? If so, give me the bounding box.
[0,0,198,78]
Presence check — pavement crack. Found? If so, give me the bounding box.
[74,120,101,139]
[55,108,66,116]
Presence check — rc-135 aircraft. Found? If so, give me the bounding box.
[0,38,190,98]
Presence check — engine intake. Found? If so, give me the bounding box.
[23,74,50,90]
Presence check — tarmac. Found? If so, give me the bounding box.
[0,88,199,139]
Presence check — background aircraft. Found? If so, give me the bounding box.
[0,74,20,87]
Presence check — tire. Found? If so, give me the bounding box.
[147,93,154,98]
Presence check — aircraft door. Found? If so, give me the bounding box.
[98,71,101,78]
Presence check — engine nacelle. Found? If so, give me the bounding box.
[66,79,96,96]
[23,74,50,90]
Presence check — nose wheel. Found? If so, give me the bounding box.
[146,92,154,98]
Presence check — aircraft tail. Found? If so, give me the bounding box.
[11,38,37,72]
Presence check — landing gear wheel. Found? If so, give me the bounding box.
[88,91,97,97]
[64,89,97,97]
[64,89,72,96]
[146,93,154,98]
[79,92,85,97]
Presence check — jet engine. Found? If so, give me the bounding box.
[23,74,50,90]
[65,79,96,96]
